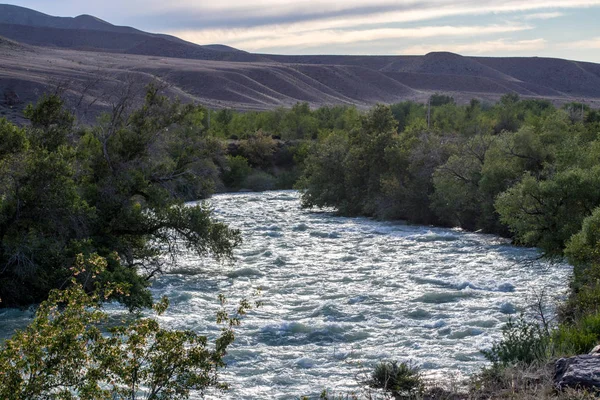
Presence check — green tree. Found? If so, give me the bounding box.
[0,253,255,399]
[496,167,600,253]
[431,135,495,230]
[297,133,349,210]
[341,104,398,216]
[0,89,240,309]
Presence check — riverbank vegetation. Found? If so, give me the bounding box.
[0,253,257,399]
[2,87,600,398]
[297,95,600,398]
[0,87,240,309]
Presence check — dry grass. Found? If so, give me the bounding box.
[315,363,598,400]
[427,363,597,400]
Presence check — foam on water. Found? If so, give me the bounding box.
[0,190,572,399]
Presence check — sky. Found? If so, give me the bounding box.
[4,0,600,62]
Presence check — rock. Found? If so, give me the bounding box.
[3,89,20,106]
[589,344,600,355]
[554,355,600,390]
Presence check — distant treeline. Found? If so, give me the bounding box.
[207,94,599,141]
[297,94,600,240]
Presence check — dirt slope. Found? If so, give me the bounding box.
[1,4,600,123]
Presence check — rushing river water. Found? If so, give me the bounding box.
[0,190,572,399]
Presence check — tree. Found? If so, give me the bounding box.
[494,93,522,133]
[0,253,256,399]
[496,167,600,253]
[0,88,241,309]
[342,104,398,216]
[297,133,349,211]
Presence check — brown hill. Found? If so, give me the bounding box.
[474,57,600,98]
[0,4,263,62]
[1,4,599,124]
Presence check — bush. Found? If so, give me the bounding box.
[239,131,276,168]
[222,155,252,189]
[243,171,276,191]
[553,326,598,357]
[560,278,600,324]
[553,312,600,355]
[368,361,424,398]
[562,208,600,320]
[0,254,257,399]
[482,316,549,366]
[274,168,301,189]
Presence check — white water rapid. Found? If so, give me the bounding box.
[0,190,571,399]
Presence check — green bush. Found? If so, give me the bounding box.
[561,282,600,324]
[553,326,597,356]
[274,168,301,189]
[369,360,424,398]
[553,312,600,355]
[243,171,276,191]
[222,155,252,189]
[482,316,549,366]
[0,254,256,399]
[239,131,276,168]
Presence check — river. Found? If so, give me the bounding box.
[0,190,571,399]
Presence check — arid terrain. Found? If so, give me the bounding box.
[1,3,600,124]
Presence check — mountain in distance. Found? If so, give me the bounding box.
[0,4,264,61]
[1,3,599,123]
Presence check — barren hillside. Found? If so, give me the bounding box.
[1,4,599,124]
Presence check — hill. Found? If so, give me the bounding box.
[0,4,599,123]
[0,4,264,62]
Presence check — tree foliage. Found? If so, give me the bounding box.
[0,88,240,309]
[0,253,254,399]
[298,95,600,244]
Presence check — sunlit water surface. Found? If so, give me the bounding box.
[0,191,571,399]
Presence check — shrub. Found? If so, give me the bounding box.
[562,208,600,321]
[368,360,424,398]
[239,131,276,168]
[482,316,549,366]
[243,171,276,191]
[222,155,252,189]
[0,254,255,399]
[553,326,597,356]
[553,312,600,355]
[559,274,600,323]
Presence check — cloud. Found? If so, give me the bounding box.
[5,0,600,61]
[175,24,532,51]
[522,12,565,20]
[400,38,548,55]
[148,0,600,29]
[154,0,598,19]
[565,37,600,49]
[155,0,599,55]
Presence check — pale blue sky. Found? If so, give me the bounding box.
[4,0,600,62]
